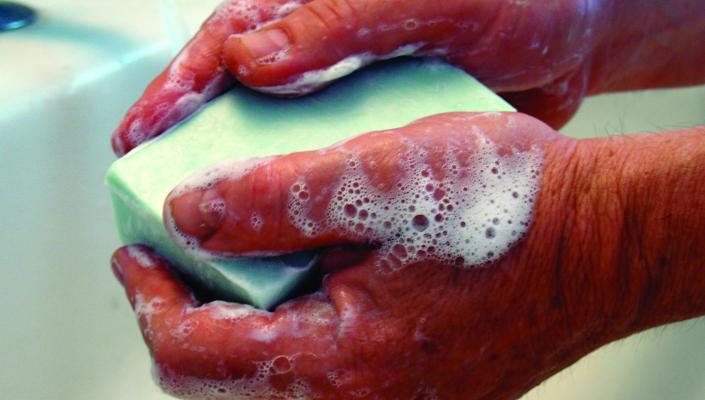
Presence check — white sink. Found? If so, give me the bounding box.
[0,1,703,399]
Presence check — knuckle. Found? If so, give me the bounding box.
[300,0,360,33]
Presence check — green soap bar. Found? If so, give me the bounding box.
[106,59,514,309]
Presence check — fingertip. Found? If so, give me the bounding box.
[166,188,224,242]
[111,257,125,286]
[111,130,127,157]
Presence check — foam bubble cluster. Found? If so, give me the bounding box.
[289,133,542,272]
[155,357,314,400]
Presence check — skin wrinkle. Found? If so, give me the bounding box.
[607,139,647,331]
[533,139,581,342]
[627,131,705,330]
[570,141,619,334]
[611,137,658,332]
[590,141,629,327]
[305,2,341,37]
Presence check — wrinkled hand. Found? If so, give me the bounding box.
[112,0,616,155]
[112,113,630,399]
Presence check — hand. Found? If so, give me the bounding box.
[111,112,610,399]
[112,0,705,155]
[113,112,705,399]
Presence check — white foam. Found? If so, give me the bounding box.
[288,131,543,272]
[255,53,371,95]
[154,358,314,400]
[215,0,303,40]
[199,300,269,321]
[273,0,303,19]
[126,245,156,269]
[134,293,167,318]
[249,325,279,343]
[133,292,167,341]
[326,369,352,388]
[253,43,424,96]
[171,318,199,341]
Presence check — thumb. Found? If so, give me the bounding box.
[222,0,454,93]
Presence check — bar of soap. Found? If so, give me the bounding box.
[106,59,514,309]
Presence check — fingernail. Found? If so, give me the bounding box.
[240,28,289,60]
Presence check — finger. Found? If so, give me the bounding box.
[164,142,379,256]
[111,0,309,156]
[164,112,554,262]
[112,245,363,397]
[111,245,197,351]
[222,0,489,93]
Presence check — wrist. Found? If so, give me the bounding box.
[569,129,705,341]
[611,129,705,331]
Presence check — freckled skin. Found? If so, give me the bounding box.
[111,0,705,155]
[113,112,705,399]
